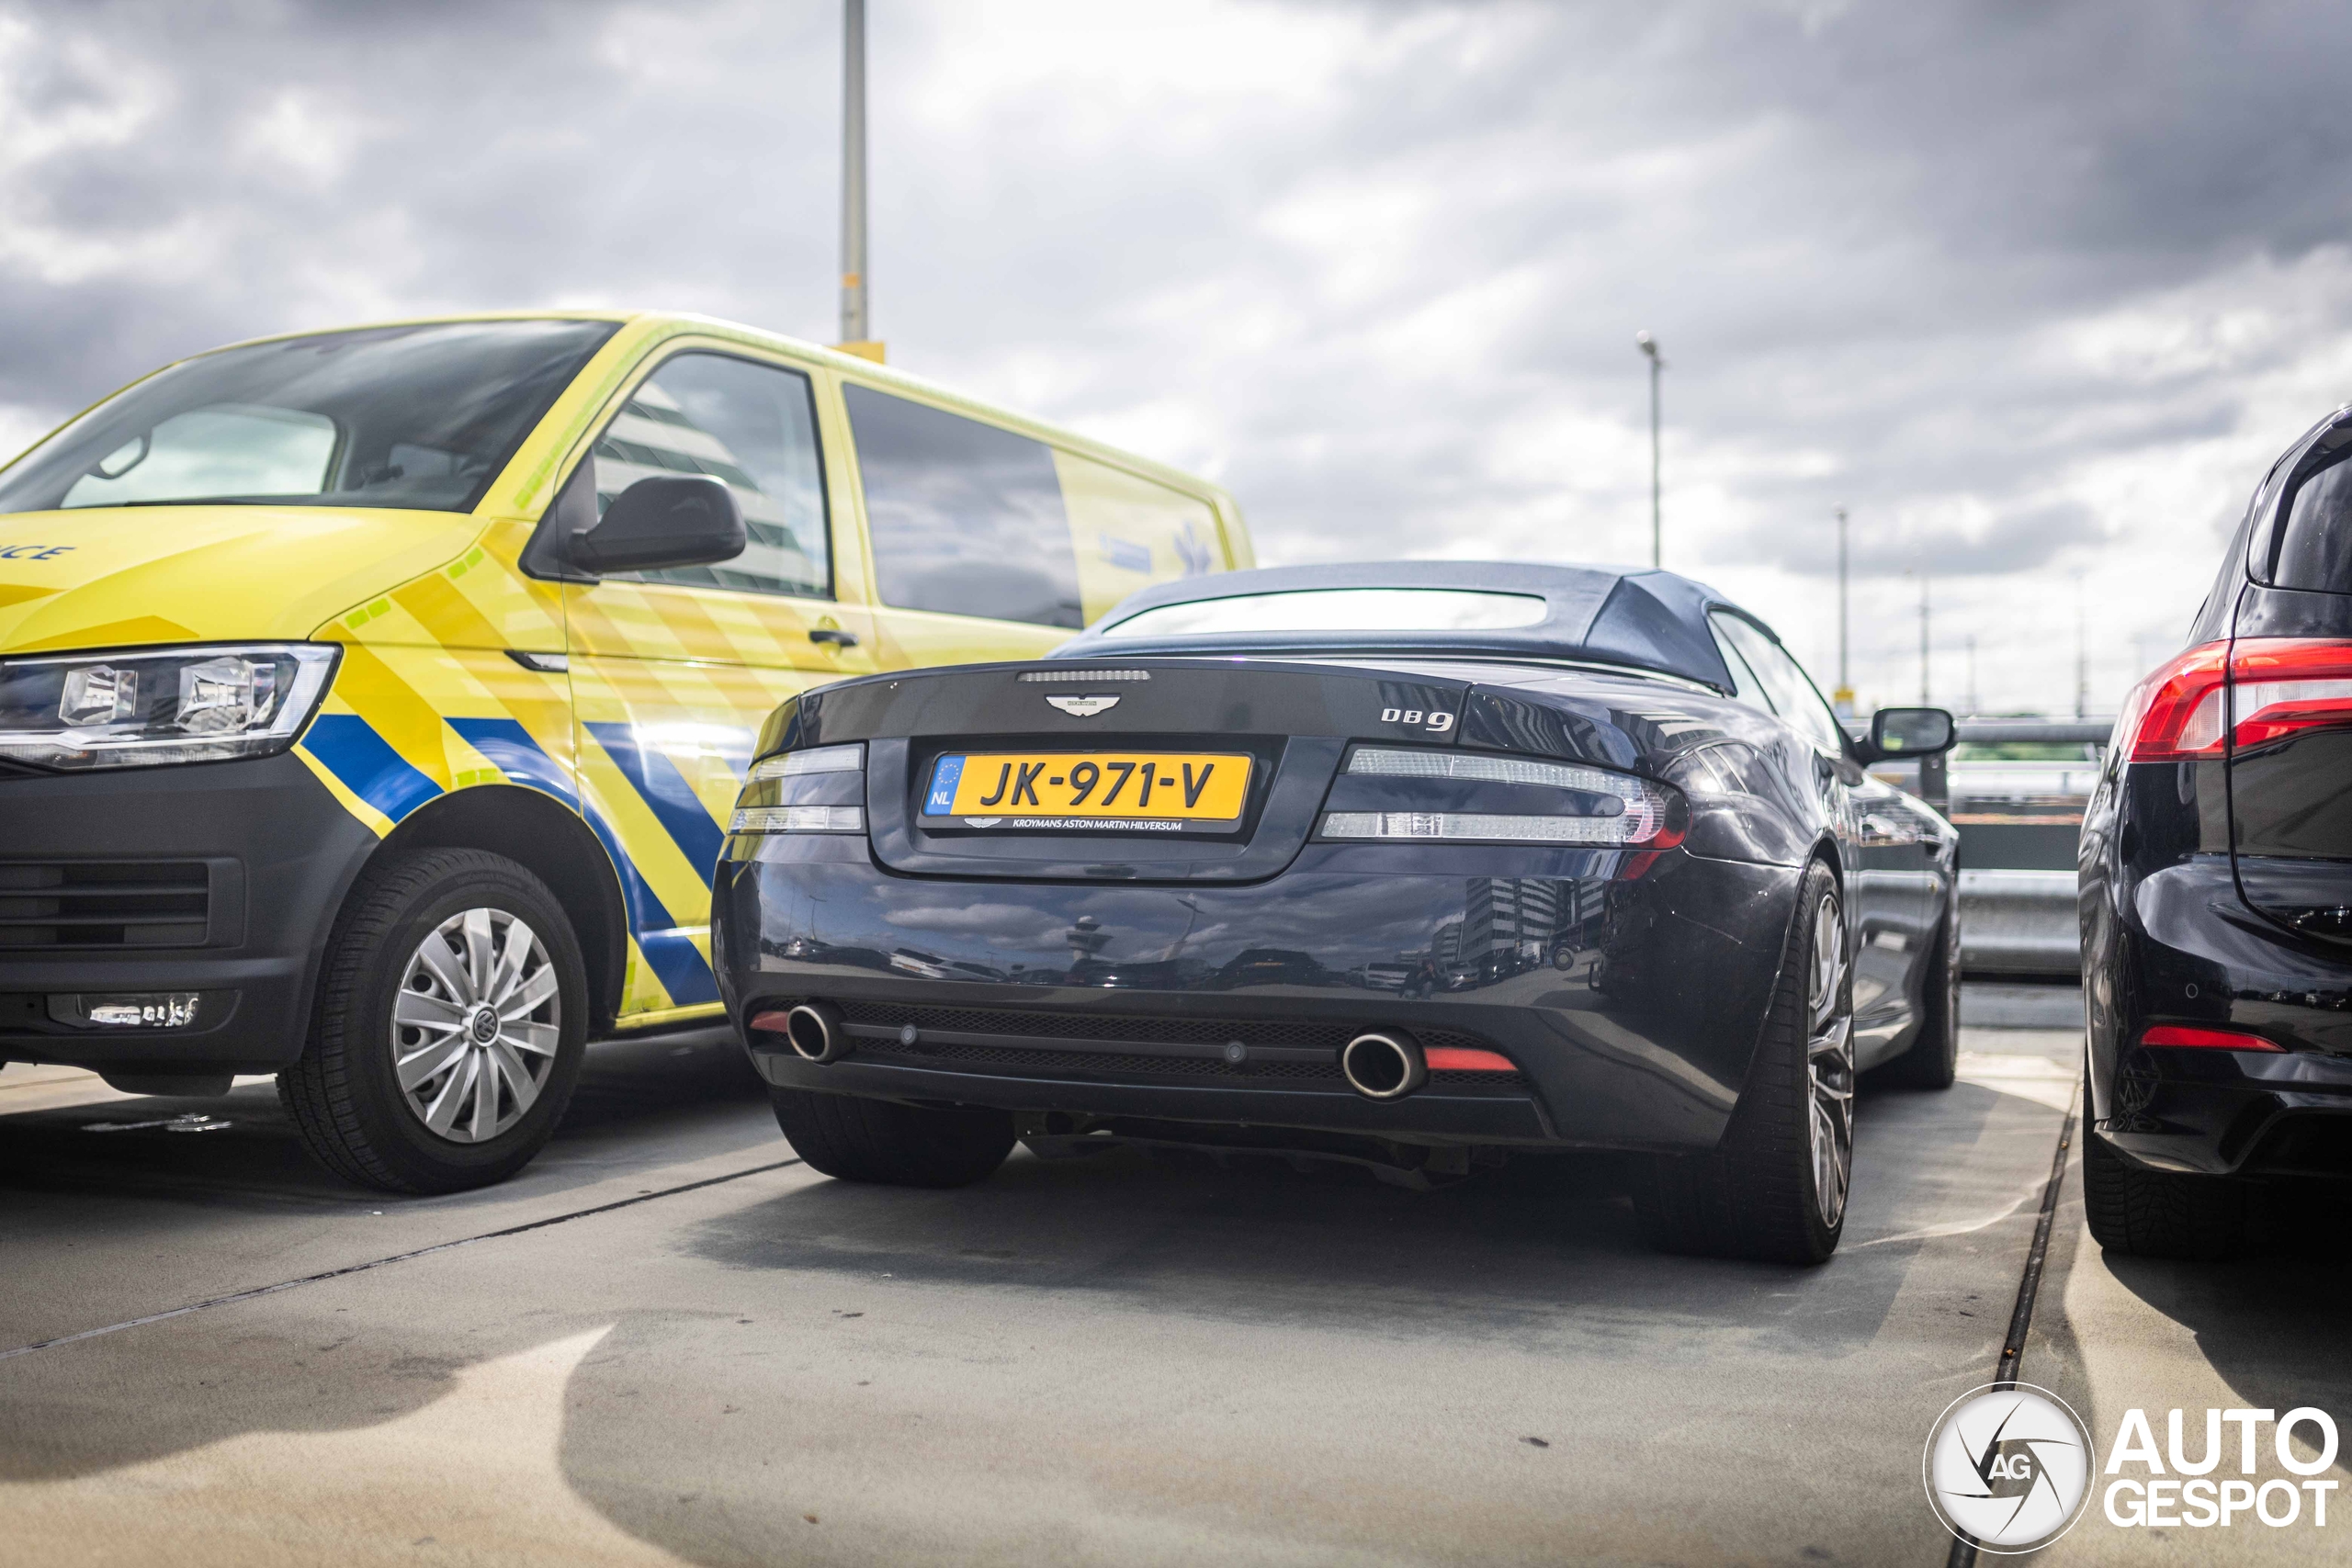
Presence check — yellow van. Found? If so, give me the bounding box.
[0,312,1250,1190]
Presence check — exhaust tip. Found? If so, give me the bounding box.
[784,1000,847,1063]
[1340,1030,1426,1100]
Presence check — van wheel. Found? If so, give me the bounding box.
[1635,862,1853,1264]
[278,849,588,1194]
[2081,1120,2255,1260]
[1878,908,1959,1089]
[769,1088,1015,1188]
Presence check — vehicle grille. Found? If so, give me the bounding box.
[824,1000,1526,1089]
[0,862,211,950]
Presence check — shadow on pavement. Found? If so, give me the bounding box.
[0,1065,2027,1504]
[2101,1220,2352,1467]
[680,1078,2012,1355]
[0,1028,769,1211]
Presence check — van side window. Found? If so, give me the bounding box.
[2270,448,2352,594]
[1054,447,1222,622]
[594,353,830,597]
[843,384,1082,628]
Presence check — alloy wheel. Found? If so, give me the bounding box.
[390,908,561,1144]
[1805,894,1856,1228]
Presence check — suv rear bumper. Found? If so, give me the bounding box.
[2092,854,2352,1179]
[0,752,378,1077]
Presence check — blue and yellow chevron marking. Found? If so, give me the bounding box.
[452,716,720,1008]
[583,721,732,883]
[300,714,442,826]
[299,704,723,1010]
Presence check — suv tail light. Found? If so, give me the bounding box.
[2225,638,2352,750]
[2119,638,2352,761]
[2117,642,2228,761]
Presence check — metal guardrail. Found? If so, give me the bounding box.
[1958,869,2078,977]
[1953,719,2113,746]
[1841,716,2114,749]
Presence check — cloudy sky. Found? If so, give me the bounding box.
[4,0,2348,714]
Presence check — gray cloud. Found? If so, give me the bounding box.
[3,0,2348,709]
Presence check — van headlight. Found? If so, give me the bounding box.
[0,644,340,770]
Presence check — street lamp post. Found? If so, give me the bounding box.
[837,0,883,362]
[1834,506,1851,716]
[1916,569,1931,705]
[1636,332,1662,569]
[2074,572,2088,720]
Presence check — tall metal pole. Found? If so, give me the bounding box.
[1637,333,1661,569]
[1834,506,1850,716]
[839,0,872,353]
[1918,570,1930,705]
[2074,572,2088,719]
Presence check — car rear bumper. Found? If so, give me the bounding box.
[0,751,378,1076]
[2092,853,2352,1179]
[714,838,1801,1152]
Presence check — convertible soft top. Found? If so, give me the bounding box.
[1053,560,1751,693]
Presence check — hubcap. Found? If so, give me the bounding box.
[1806,894,1855,1229]
[390,908,560,1144]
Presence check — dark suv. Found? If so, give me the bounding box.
[2080,405,2352,1256]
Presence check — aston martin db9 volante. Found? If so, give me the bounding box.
[713,563,1960,1262]
[2080,402,2352,1258]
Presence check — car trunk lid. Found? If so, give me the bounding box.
[809,659,1473,882]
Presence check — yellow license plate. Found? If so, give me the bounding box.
[925,751,1251,821]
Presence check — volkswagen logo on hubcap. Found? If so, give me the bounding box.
[469,1006,500,1044]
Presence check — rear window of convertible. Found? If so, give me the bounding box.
[1102,588,1546,638]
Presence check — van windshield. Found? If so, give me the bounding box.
[0,319,617,517]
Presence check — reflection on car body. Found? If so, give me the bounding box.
[714,562,1962,1262]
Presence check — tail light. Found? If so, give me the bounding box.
[2118,638,2352,761]
[1318,747,1686,847]
[729,742,866,835]
[2224,638,2352,750]
[2117,643,2228,761]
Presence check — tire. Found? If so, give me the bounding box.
[278,849,589,1194]
[1878,908,1959,1089]
[769,1088,1015,1188]
[1636,861,1854,1264]
[2081,1115,2256,1260]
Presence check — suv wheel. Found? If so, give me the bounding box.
[1636,861,1854,1264]
[2082,1112,2257,1260]
[278,849,588,1193]
[770,1088,1015,1188]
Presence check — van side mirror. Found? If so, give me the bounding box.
[1862,705,1956,761]
[567,475,745,575]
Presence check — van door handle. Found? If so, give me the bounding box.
[808,627,859,648]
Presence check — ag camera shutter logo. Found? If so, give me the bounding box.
[1923,1384,2094,1553]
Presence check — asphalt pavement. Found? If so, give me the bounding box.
[1,989,2342,1566]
